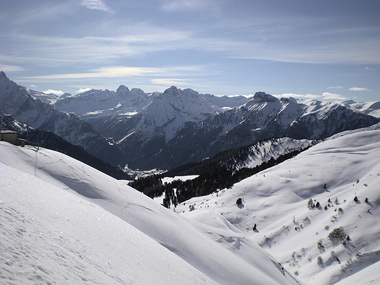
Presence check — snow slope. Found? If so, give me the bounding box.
[0,142,296,284]
[0,164,213,284]
[176,124,380,284]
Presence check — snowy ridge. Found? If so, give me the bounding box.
[28,89,60,104]
[237,137,314,170]
[137,86,221,141]
[54,85,150,117]
[345,101,380,118]
[176,124,380,284]
[0,142,296,284]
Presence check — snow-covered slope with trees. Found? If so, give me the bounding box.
[176,124,380,284]
[225,137,314,170]
[0,142,296,284]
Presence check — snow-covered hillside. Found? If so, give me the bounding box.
[0,142,296,284]
[176,124,380,284]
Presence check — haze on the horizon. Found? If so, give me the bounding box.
[1,0,380,102]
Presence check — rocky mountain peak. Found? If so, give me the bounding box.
[130,88,146,96]
[0,71,12,87]
[116,85,130,94]
[280,97,297,103]
[252,92,279,102]
[163,86,179,97]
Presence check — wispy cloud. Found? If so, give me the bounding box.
[0,64,24,72]
[1,31,192,67]
[274,93,320,99]
[43,89,64,96]
[327,86,344,90]
[151,78,191,86]
[162,0,214,11]
[75,88,92,93]
[228,38,380,64]
[18,65,204,81]
[275,92,348,101]
[2,2,76,27]
[3,20,380,74]
[348,87,371,91]
[322,92,347,101]
[25,67,160,80]
[80,0,113,13]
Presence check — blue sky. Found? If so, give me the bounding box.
[1,0,380,102]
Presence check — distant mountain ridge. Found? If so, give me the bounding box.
[141,93,379,170]
[1,71,379,171]
[0,112,131,180]
[0,72,124,166]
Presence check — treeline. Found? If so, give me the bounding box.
[166,138,282,177]
[165,137,315,177]
[130,147,310,208]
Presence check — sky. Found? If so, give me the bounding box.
[1,0,380,102]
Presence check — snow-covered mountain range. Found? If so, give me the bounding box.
[0,72,123,165]
[1,71,380,171]
[135,93,379,170]
[1,122,379,284]
[51,80,380,171]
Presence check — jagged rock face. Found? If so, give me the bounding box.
[0,73,123,165]
[138,86,221,140]
[1,71,379,170]
[54,86,150,117]
[82,86,224,147]
[128,92,379,170]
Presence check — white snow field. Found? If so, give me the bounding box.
[0,142,296,284]
[177,124,380,284]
